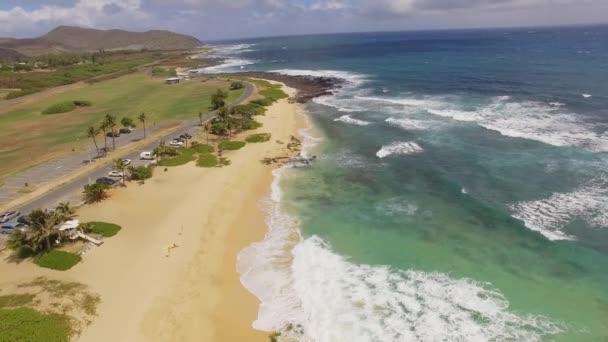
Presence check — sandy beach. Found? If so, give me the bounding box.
[0,83,304,341]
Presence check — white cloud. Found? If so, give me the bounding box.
[0,0,151,37]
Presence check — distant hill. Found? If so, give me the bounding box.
[0,47,25,61]
[0,26,202,57]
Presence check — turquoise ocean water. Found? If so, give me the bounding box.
[205,26,608,341]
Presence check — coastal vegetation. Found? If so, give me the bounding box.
[196,153,219,167]
[33,250,82,271]
[42,99,92,114]
[151,67,177,78]
[211,88,229,109]
[0,277,100,342]
[84,222,121,237]
[83,183,110,203]
[246,133,271,143]
[219,140,246,150]
[0,71,242,179]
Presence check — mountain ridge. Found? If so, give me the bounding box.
[0,26,202,57]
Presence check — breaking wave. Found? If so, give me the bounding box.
[510,178,608,241]
[196,43,257,73]
[377,141,424,158]
[334,115,371,126]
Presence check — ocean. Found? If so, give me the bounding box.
[205,26,608,341]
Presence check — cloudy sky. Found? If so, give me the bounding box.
[1,0,607,41]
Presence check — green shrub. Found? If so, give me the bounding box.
[0,294,35,309]
[233,103,267,116]
[246,133,271,143]
[196,153,218,167]
[33,251,81,271]
[128,165,153,181]
[219,141,246,150]
[83,183,109,203]
[230,81,244,90]
[242,119,262,130]
[42,101,76,115]
[189,144,214,154]
[0,307,71,342]
[158,150,196,167]
[73,100,92,106]
[88,222,121,237]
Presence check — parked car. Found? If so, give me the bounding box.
[0,210,20,223]
[96,177,117,185]
[169,140,184,147]
[17,214,31,226]
[122,159,132,166]
[140,151,154,160]
[106,131,121,138]
[119,127,134,134]
[108,170,125,178]
[1,222,28,234]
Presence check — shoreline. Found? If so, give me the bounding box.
[0,82,305,341]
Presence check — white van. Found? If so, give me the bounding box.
[140,151,154,160]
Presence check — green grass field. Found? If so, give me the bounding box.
[0,72,244,179]
[33,250,82,271]
[88,222,121,237]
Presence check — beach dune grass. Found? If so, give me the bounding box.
[88,221,122,237]
[158,150,196,167]
[196,153,219,167]
[33,250,82,271]
[0,307,72,342]
[246,133,271,143]
[190,143,214,154]
[219,140,246,150]
[0,294,35,308]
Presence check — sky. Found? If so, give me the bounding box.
[1,0,607,41]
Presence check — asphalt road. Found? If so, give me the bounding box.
[1,81,254,222]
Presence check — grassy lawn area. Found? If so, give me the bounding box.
[158,149,197,167]
[196,153,219,167]
[0,71,244,179]
[219,140,246,150]
[246,133,271,143]
[33,250,82,271]
[0,307,71,342]
[88,221,121,237]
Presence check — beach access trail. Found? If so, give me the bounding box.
[0,84,304,342]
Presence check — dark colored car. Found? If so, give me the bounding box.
[0,222,27,234]
[17,214,31,226]
[106,132,121,138]
[96,177,117,186]
[119,128,133,134]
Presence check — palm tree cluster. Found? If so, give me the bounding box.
[7,203,76,257]
[86,112,148,157]
[210,106,258,137]
[152,140,179,161]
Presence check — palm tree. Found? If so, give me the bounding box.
[113,158,127,184]
[26,209,63,253]
[99,121,109,152]
[104,114,118,151]
[198,112,204,126]
[138,112,147,139]
[55,202,75,221]
[83,183,109,203]
[217,107,229,122]
[87,126,100,156]
[203,122,211,145]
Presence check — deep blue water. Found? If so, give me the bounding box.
[217,26,608,341]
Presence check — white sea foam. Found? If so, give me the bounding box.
[195,43,257,73]
[290,237,565,342]
[582,93,592,98]
[510,178,608,241]
[366,95,608,152]
[334,115,371,126]
[376,141,424,158]
[385,117,435,130]
[273,69,370,112]
[376,197,419,216]
[549,102,565,107]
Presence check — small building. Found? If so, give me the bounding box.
[165,77,181,84]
